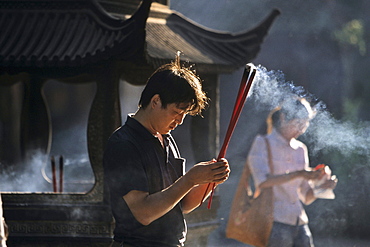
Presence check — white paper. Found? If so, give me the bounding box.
[310,166,336,199]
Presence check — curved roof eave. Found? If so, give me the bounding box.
[147,9,280,69]
[0,0,151,75]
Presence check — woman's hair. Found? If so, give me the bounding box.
[266,97,316,134]
[138,52,208,116]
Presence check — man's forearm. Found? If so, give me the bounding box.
[181,183,214,213]
[123,174,195,225]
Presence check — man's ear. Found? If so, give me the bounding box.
[151,94,161,109]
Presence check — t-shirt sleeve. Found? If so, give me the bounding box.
[103,140,148,197]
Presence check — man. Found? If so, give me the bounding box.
[103,53,230,247]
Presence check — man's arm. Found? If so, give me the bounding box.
[123,159,229,225]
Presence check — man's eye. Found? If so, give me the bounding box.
[174,108,189,115]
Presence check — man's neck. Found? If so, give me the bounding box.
[132,108,158,136]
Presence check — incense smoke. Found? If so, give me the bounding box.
[251,65,370,161]
[0,124,95,193]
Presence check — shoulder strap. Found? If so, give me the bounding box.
[264,137,274,174]
[243,159,253,197]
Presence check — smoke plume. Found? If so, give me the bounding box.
[251,65,370,161]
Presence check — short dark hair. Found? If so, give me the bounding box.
[139,52,208,116]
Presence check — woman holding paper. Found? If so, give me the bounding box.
[247,97,338,247]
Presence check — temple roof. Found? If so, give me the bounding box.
[145,9,280,72]
[0,0,150,75]
[0,0,279,76]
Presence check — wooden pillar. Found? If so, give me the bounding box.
[87,65,122,199]
[20,76,51,161]
[191,73,219,162]
[0,74,25,166]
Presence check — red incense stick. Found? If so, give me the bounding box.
[51,156,57,193]
[201,64,257,209]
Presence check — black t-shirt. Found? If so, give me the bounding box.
[103,116,186,247]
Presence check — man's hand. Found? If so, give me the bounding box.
[185,158,230,186]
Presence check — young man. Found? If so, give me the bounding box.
[103,53,230,247]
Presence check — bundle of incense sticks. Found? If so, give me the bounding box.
[201,63,257,209]
[51,155,64,193]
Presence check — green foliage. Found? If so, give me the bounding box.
[333,19,366,56]
[342,98,361,121]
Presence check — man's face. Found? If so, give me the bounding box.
[152,100,191,135]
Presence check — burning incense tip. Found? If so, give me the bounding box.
[246,63,256,72]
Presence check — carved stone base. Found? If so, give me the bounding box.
[5,195,220,246]
[4,203,114,246]
[7,237,111,247]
